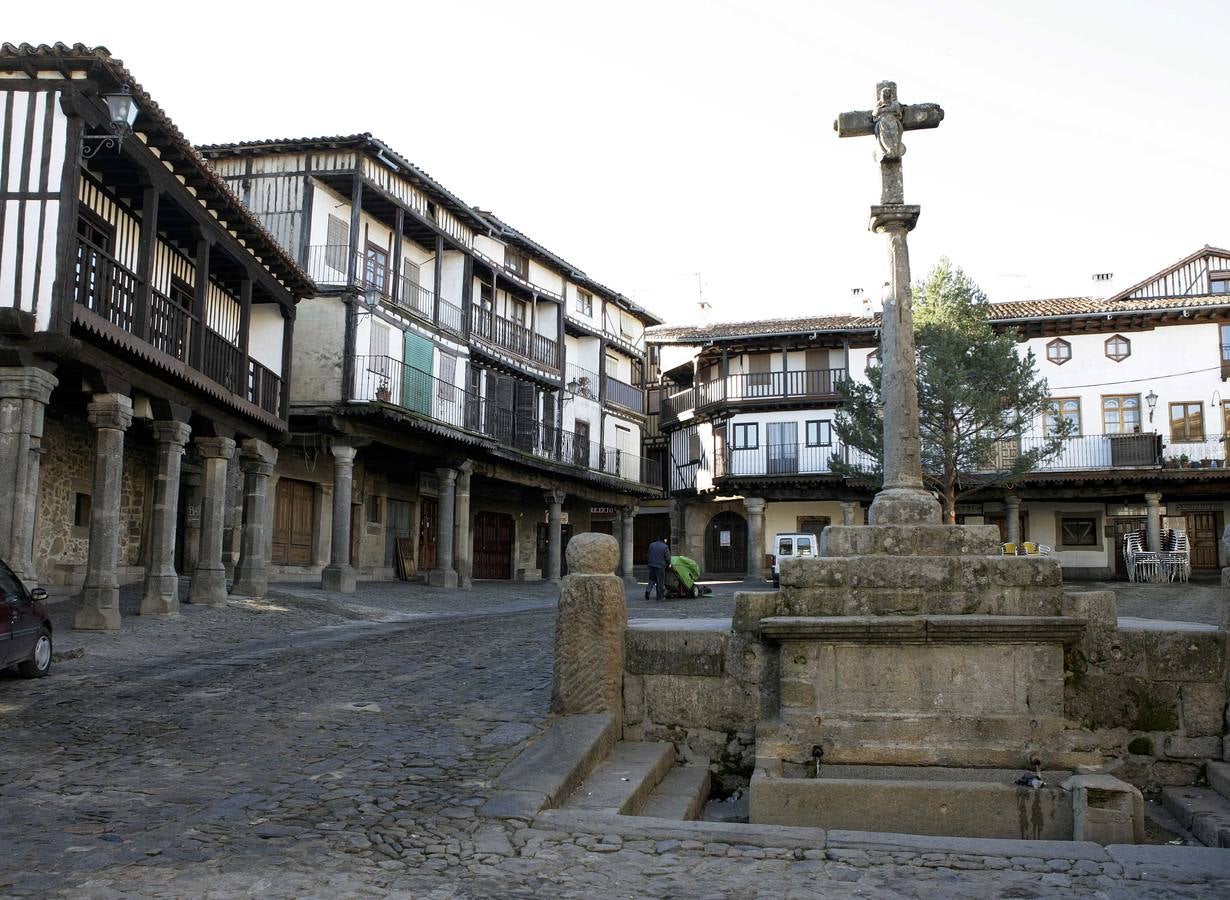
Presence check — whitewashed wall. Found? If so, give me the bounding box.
[248,304,285,375]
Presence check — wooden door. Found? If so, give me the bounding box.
[384,499,412,567]
[705,511,747,573]
[418,497,439,571]
[1111,517,1147,580]
[272,479,314,566]
[474,511,514,579]
[1186,513,1220,569]
[634,513,671,565]
[535,523,574,575]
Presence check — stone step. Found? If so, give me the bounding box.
[639,766,712,821]
[559,741,675,815]
[1208,761,1230,801]
[1160,786,1230,848]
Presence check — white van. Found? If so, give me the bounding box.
[770,532,820,586]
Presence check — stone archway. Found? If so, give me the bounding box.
[705,510,747,574]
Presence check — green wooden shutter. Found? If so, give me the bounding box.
[403,331,434,415]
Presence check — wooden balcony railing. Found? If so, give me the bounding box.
[697,369,847,409]
[605,374,645,414]
[471,307,560,370]
[660,387,696,426]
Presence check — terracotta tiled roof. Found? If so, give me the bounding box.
[0,43,315,298]
[987,293,1230,320]
[647,314,882,343]
[199,134,661,324]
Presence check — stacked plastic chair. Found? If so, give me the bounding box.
[1159,530,1191,583]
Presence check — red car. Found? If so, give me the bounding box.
[1,559,52,678]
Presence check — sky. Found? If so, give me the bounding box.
[9,0,1230,325]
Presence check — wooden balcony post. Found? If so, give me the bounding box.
[390,207,404,307]
[433,234,444,325]
[461,253,474,338]
[238,274,252,401]
[279,308,294,419]
[190,237,210,369]
[134,185,159,341]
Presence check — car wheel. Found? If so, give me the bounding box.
[17,628,52,678]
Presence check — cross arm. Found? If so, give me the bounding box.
[834,103,945,137]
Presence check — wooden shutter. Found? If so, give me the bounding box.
[326,215,348,271]
[402,331,434,415]
[494,374,515,442]
[514,381,537,450]
[467,365,484,432]
[542,390,557,455]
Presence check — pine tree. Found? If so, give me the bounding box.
[832,259,1071,523]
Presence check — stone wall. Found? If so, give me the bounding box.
[35,415,152,586]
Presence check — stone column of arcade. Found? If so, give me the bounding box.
[0,367,57,585]
[545,489,566,584]
[321,443,358,592]
[74,394,134,630]
[744,497,766,583]
[188,435,236,607]
[430,466,458,587]
[1145,491,1163,552]
[619,504,638,586]
[1005,493,1022,547]
[139,420,192,615]
[231,439,279,600]
[453,463,473,589]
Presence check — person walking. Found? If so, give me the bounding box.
[645,535,670,601]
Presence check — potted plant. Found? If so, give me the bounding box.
[1201,458,1213,468]
[1179,453,1190,468]
[375,380,391,402]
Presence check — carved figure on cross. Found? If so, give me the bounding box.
[834,81,944,204]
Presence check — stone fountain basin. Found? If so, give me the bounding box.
[751,758,1076,841]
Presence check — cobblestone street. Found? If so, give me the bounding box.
[0,579,1224,897]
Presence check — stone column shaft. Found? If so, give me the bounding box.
[545,490,566,584]
[322,444,358,592]
[454,465,472,589]
[745,497,766,583]
[0,368,57,585]
[1145,492,1163,553]
[1005,493,1022,547]
[189,436,236,607]
[619,505,637,585]
[841,501,858,527]
[429,467,458,587]
[74,394,133,631]
[140,420,192,615]
[231,439,278,599]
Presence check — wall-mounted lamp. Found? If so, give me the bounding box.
[81,86,139,159]
[1211,390,1223,410]
[1145,389,1158,423]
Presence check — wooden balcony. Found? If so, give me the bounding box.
[605,374,645,414]
[471,307,560,371]
[696,369,847,413]
[72,237,283,420]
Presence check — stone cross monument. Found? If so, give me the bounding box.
[835,81,945,526]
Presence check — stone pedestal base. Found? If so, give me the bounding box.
[428,568,458,588]
[552,533,625,723]
[188,567,228,607]
[322,564,357,593]
[74,588,121,631]
[140,573,181,616]
[868,487,942,526]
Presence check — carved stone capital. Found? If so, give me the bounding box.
[545,489,567,508]
[436,466,458,486]
[869,203,920,234]
[0,367,58,404]
[240,438,279,473]
[87,393,134,432]
[744,497,767,515]
[150,420,192,448]
[194,435,237,460]
[331,443,358,466]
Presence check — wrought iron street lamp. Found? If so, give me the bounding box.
[1145,389,1158,423]
[81,85,139,159]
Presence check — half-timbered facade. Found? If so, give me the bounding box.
[647,247,1230,582]
[0,44,314,628]
[199,134,660,588]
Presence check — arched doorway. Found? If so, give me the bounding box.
[705,511,747,574]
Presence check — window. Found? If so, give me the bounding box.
[777,537,794,557]
[326,215,349,272]
[364,242,389,294]
[1211,274,1230,294]
[805,420,833,447]
[438,352,457,400]
[732,422,759,449]
[688,429,702,463]
[606,353,621,379]
[1102,394,1141,434]
[795,536,814,557]
[575,289,593,316]
[74,493,92,528]
[403,259,421,292]
[1058,515,1099,548]
[510,299,527,325]
[505,246,529,279]
[367,495,382,524]
[1044,398,1081,436]
[1104,334,1131,362]
[169,276,193,310]
[866,348,881,369]
[1169,402,1204,442]
[1046,338,1072,365]
[0,561,24,602]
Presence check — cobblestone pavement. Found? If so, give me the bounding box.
[0,579,1223,897]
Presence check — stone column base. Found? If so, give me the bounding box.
[140,573,181,616]
[74,588,120,631]
[428,568,458,588]
[868,487,943,526]
[458,574,473,590]
[321,564,357,593]
[188,566,229,607]
[623,573,639,587]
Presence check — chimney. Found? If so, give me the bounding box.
[1092,272,1115,295]
[697,299,713,327]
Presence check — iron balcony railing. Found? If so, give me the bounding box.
[470,307,560,370]
[305,244,463,335]
[721,441,876,479]
[697,368,847,409]
[73,237,282,418]
[605,374,645,414]
[352,355,659,487]
[565,363,600,400]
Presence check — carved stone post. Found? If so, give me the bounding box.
[139,420,192,615]
[744,497,766,582]
[322,443,358,592]
[1005,493,1022,547]
[74,394,134,631]
[0,367,57,585]
[545,489,566,584]
[551,533,625,725]
[841,501,858,527]
[1145,491,1163,552]
[619,504,638,586]
[454,462,473,589]
[231,439,278,599]
[188,435,236,607]
[430,466,458,587]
